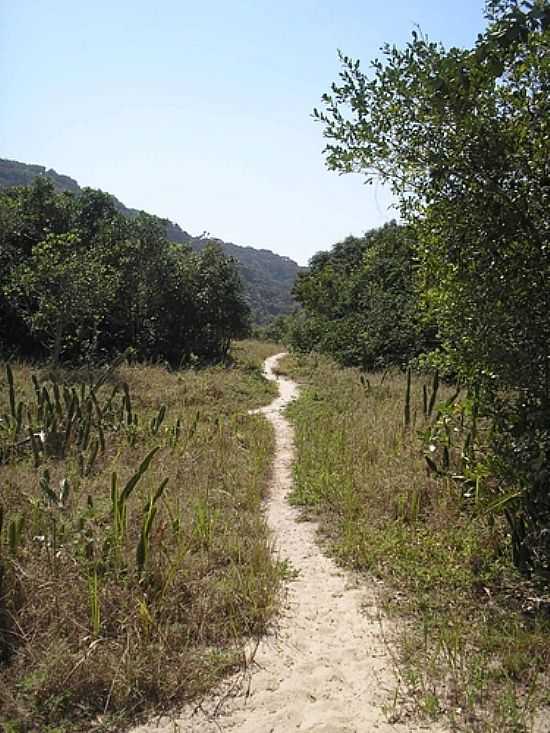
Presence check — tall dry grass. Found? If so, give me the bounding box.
[0,341,283,732]
[284,353,550,733]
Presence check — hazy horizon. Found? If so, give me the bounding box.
[1,0,485,266]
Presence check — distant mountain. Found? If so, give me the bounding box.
[0,158,81,194]
[0,158,299,323]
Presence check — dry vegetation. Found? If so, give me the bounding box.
[0,340,283,732]
[282,353,550,733]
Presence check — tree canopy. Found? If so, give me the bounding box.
[0,179,250,365]
[310,0,549,570]
[290,222,436,369]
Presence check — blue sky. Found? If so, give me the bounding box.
[1,0,485,265]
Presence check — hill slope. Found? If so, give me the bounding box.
[0,158,299,323]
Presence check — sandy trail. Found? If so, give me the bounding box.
[133,353,444,733]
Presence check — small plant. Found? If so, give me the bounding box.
[149,404,166,435]
[136,477,168,577]
[88,569,101,636]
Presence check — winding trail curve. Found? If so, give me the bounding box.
[133,353,445,733]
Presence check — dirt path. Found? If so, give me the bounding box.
[133,353,445,733]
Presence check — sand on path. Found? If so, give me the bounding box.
[132,353,445,733]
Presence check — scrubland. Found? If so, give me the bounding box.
[282,353,550,733]
[0,340,283,732]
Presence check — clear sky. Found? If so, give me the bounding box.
[1,0,486,265]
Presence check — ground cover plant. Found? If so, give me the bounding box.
[0,341,282,732]
[283,352,550,732]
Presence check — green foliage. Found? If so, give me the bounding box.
[253,313,294,344]
[9,231,117,362]
[190,235,300,324]
[0,179,250,365]
[286,353,550,730]
[290,222,436,369]
[314,0,550,571]
[0,157,301,326]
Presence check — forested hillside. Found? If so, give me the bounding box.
[189,236,300,323]
[0,178,249,364]
[0,158,299,323]
[0,159,80,194]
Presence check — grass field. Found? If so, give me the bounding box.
[0,340,283,732]
[281,353,550,733]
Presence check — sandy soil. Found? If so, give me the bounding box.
[132,353,445,733]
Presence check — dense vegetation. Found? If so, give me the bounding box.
[290,221,436,369]
[294,0,549,573]
[0,159,300,325]
[0,341,284,731]
[0,178,249,365]
[191,237,300,324]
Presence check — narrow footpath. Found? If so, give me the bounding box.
[133,353,445,733]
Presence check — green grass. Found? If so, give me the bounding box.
[0,341,283,732]
[283,352,550,733]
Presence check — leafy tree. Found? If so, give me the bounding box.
[291,223,433,369]
[0,180,250,366]
[314,0,550,569]
[8,232,117,363]
[255,313,295,343]
[100,212,174,358]
[193,244,251,360]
